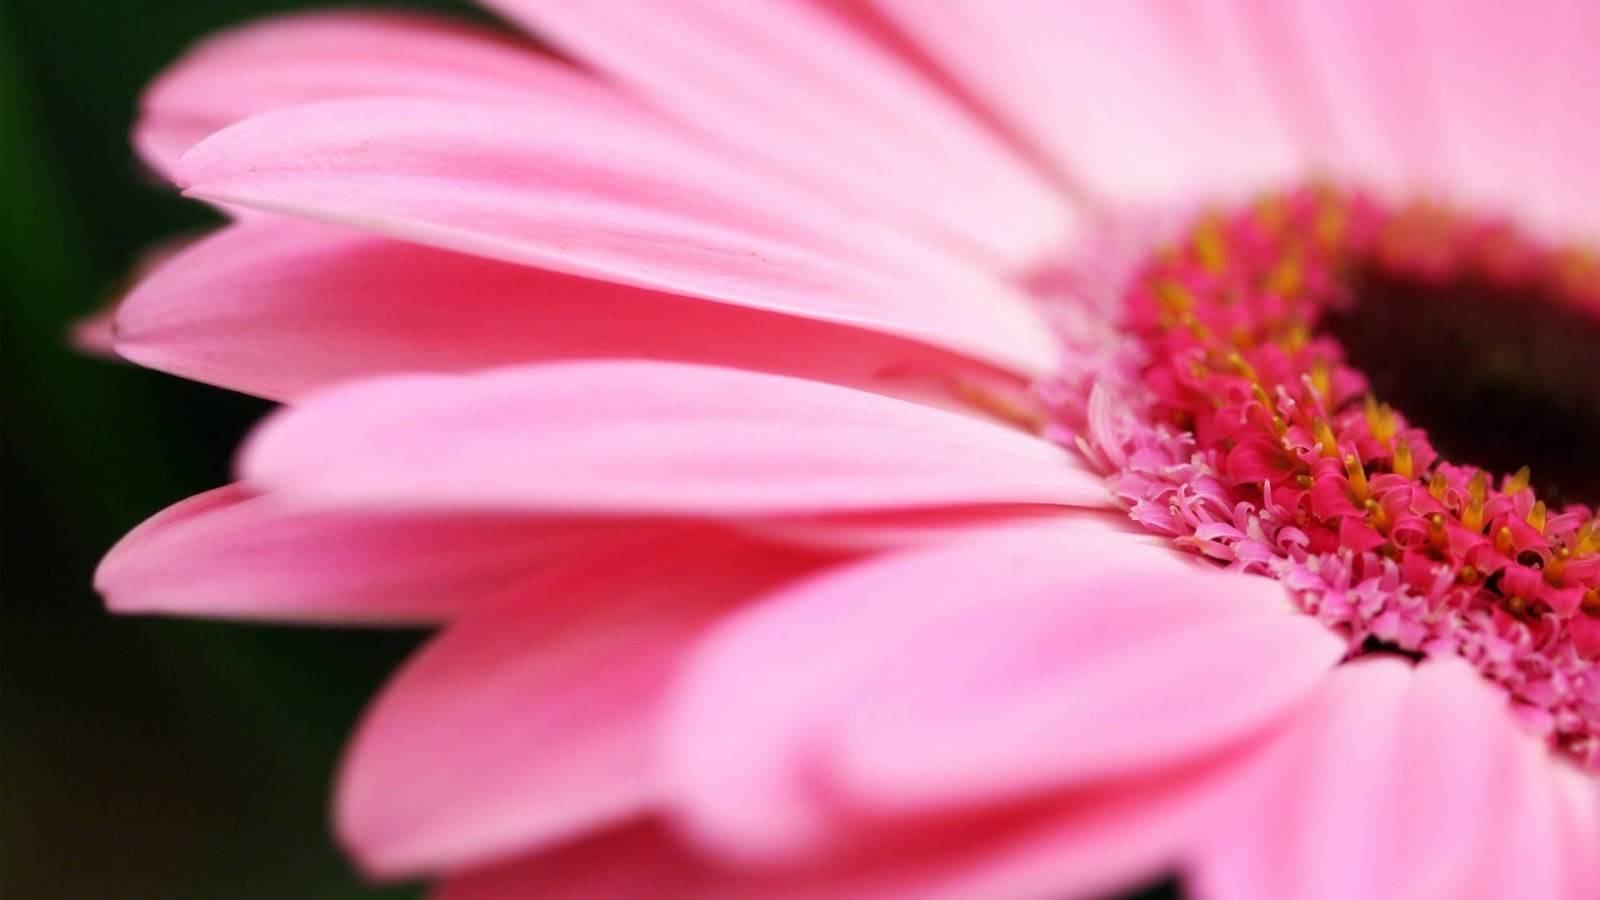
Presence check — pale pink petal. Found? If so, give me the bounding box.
[239,361,1110,516]
[660,524,1296,861]
[1194,657,1551,900]
[1417,0,1557,215]
[1419,0,1600,238]
[1468,737,1580,900]
[483,0,1075,272]
[822,592,1342,814]
[337,529,832,879]
[872,0,1303,204]
[94,484,646,624]
[135,10,624,176]
[1270,0,1452,195]
[441,761,1233,900]
[113,216,1024,405]
[174,96,1058,376]
[1213,1,1345,173]
[1553,765,1600,900]
[1533,1,1600,239]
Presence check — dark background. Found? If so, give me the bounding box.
[2,2,488,896]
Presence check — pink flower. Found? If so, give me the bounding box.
[95,3,1599,898]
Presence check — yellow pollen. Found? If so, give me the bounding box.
[1250,383,1275,411]
[1547,547,1571,581]
[1427,512,1449,553]
[1494,525,1516,556]
[1583,587,1600,613]
[1527,501,1548,533]
[1504,465,1532,495]
[1428,471,1449,500]
[1313,418,1341,458]
[1345,454,1371,501]
[1393,439,1415,479]
[1254,194,1289,232]
[1155,280,1195,314]
[1266,255,1304,297]
[1575,522,1600,556]
[1178,312,1211,339]
[1314,200,1348,250]
[1462,471,1489,533]
[1194,218,1227,273]
[1364,497,1389,530]
[1460,565,1482,585]
[1506,595,1529,616]
[1361,395,1398,443]
[1308,358,1333,399]
[1296,473,1315,489]
[1225,351,1258,380]
[1279,319,1312,351]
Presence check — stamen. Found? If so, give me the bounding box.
[1345,454,1371,502]
[1527,501,1547,533]
[1393,439,1415,479]
[1461,471,1488,533]
[1505,465,1532,495]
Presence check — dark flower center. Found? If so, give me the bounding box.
[1326,255,1600,506]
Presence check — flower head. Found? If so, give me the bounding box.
[97,2,1598,898]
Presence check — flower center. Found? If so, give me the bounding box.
[1043,186,1600,769]
[1326,220,1600,507]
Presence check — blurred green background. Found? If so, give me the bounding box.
[1,1,486,896]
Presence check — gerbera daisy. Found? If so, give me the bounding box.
[95,2,1598,897]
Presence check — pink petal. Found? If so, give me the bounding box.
[1553,765,1600,900]
[819,761,1238,900]
[1263,0,1600,227]
[135,10,622,176]
[1268,0,1451,194]
[1195,657,1560,900]
[112,216,1027,405]
[660,524,1299,861]
[822,590,1342,814]
[1532,1,1600,239]
[435,822,713,900]
[872,0,1303,204]
[1419,0,1600,237]
[1470,738,1584,900]
[484,0,1075,271]
[441,762,1234,900]
[173,96,1058,376]
[95,484,635,624]
[239,361,1110,516]
[338,529,832,878]
[1214,0,1353,179]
